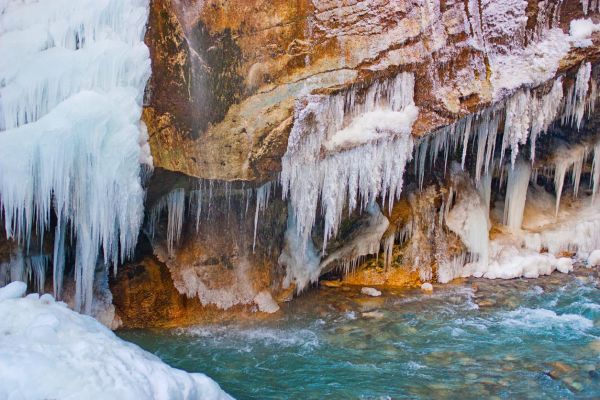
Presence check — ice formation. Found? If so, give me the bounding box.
[0,282,232,400]
[147,188,186,256]
[563,62,592,130]
[0,0,151,313]
[281,73,417,253]
[446,162,600,282]
[319,203,389,276]
[445,170,490,266]
[581,0,600,15]
[503,159,531,232]
[253,182,273,252]
[551,142,588,215]
[279,209,321,293]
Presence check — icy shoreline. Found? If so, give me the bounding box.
[0,282,233,400]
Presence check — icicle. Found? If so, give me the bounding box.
[416,138,429,190]
[530,77,564,162]
[592,142,600,202]
[52,216,66,299]
[478,173,493,225]
[581,0,600,15]
[383,234,395,270]
[253,182,272,252]
[166,188,185,256]
[460,115,473,169]
[474,106,500,181]
[587,77,598,118]
[502,90,532,167]
[562,62,591,130]
[503,159,531,232]
[194,182,204,232]
[146,187,186,255]
[30,255,48,293]
[553,144,587,216]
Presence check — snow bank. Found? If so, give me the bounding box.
[0,283,232,400]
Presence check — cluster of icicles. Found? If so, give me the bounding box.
[278,62,599,291]
[0,0,151,313]
[146,180,274,257]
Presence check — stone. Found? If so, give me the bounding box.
[476,299,496,307]
[361,311,385,319]
[589,340,600,353]
[361,287,382,297]
[421,283,434,292]
[253,290,280,314]
[321,280,343,288]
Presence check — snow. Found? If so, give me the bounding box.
[323,106,419,152]
[489,29,571,99]
[0,283,232,400]
[0,281,27,301]
[361,287,382,297]
[0,0,151,313]
[570,18,600,43]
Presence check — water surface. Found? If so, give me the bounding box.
[120,270,600,399]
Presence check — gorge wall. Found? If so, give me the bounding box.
[3,0,600,328]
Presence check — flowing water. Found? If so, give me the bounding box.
[120,269,600,399]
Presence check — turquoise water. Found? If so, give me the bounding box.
[120,270,600,399]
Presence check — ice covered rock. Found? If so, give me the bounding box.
[587,250,600,267]
[556,258,574,274]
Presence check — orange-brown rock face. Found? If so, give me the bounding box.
[120,0,600,327]
[144,0,600,183]
[111,255,262,328]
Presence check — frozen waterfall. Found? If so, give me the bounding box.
[0,0,151,313]
[280,73,417,291]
